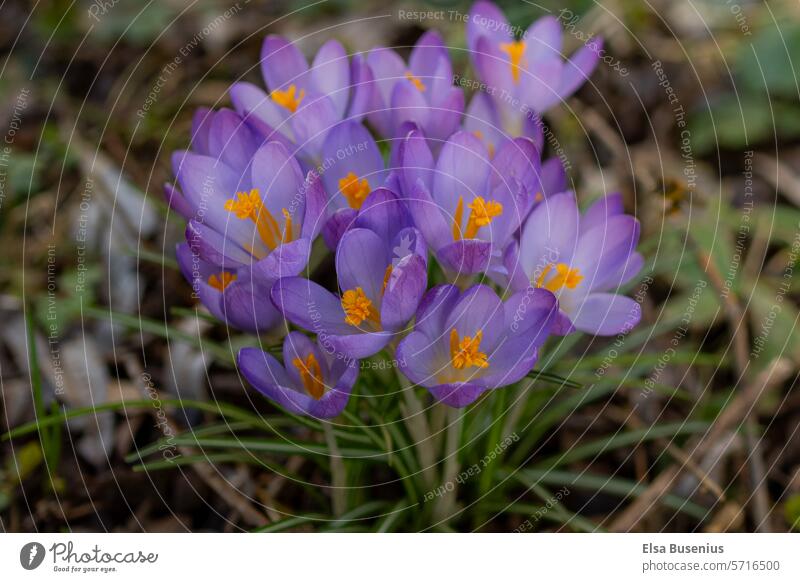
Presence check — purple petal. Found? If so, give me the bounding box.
[320,121,384,208]
[581,192,624,233]
[327,331,393,359]
[251,141,305,216]
[518,57,563,112]
[413,284,461,338]
[519,191,580,278]
[502,287,558,338]
[539,157,568,198]
[558,37,602,100]
[162,183,193,220]
[311,39,350,118]
[437,239,492,275]
[479,338,538,388]
[254,237,311,282]
[425,86,465,145]
[336,228,388,301]
[270,276,351,335]
[467,0,513,54]
[354,188,412,243]
[444,284,505,350]
[301,170,328,240]
[569,292,641,336]
[405,179,450,251]
[396,330,447,387]
[261,35,309,92]
[434,131,490,216]
[208,109,259,170]
[427,383,487,408]
[380,254,427,330]
[409,30,449,82]
[347,55,373,120]
[185,220,252,269]
[190,107,213,155]
[223,277,282,332]
[400,128,435,198]
[572,215,640,291]
[229,81,294,143]
[322,207,358,250]
[391,80,430,137]
[524,16,563,62]
[289,93,340,158]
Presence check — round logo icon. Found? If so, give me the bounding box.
[20,542,46,570]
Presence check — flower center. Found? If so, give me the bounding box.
[499,40,527,84]
[292,353,325,400]
[338,171,371,209]
[224,188,294,255]
[535,263,584,293]
[404,70,426,92]
[341,287,380,327]
[207,271,236,291]
[452,195,503,240]
[271,84,305,112]
[450,329,489,370]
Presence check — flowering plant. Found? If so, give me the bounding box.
[166,2,641,423]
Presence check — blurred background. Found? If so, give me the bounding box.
[1,0,799,532]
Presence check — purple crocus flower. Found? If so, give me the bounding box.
[238,332,358,418]
[316,120,391,248]
[229,35,372,165]
[168,108,326,283]
[271,189,428,359]
[364,30,464,146]
[397,284,557,407]
[399,128,541,276]
[508,191,643,336]
[175,243,280,333]
[466,1,602,135]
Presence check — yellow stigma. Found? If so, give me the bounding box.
[292,353,325,400]
[453,195,503,240]
[535,263,584,293]
[338,171,371,209]
[499,40,527,84]
[341,287,379,327]
[405,70,426,92]
[224,188,294,253]
[207,271,236,292]
[450,328,489,370]
[271,84,305,112]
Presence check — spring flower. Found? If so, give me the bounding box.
[175,243,280,333]
[364,30,464,146]
[229,35,373,164]
[317,120,391,248]
[508,191,643,335]
[271,189,428,359]
[397,284,557,407]
[169,109,326,283]
[399,128,542,276]
[238,332,358,418]
[466,1,602,135]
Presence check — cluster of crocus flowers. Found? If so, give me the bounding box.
[167,1,641,418]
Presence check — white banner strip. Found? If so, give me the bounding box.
[1,533,798,580]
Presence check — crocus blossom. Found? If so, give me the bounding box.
[229,35,372,165]
[399,128,541,276]
[169,109,326,284]
[175,243,281,333]
[397,284,557,407]
[239,332,358,418]
[364,30,464,147]
[466,1,602,136]
[317,120,391,248]
[271,189,428,359]
[509,191,643,335]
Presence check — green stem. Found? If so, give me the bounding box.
[434,407,463,522]
[398,375,437,490]
[323,423,347,517]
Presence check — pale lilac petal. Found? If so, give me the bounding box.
[162,183,193,220]
[208,109,259,170]
[336,228,387,302]
[444,284,505,350]
[425,86,465,145]
[251,141,305,216]
[581,192,624,233]
[410,30,450,82]
[570,292,641,336]
[524,15,563,62]
[519,191,580,277]
[223,278,282,332]
[380,254,427,330]
[322,207,358,250]
[270,276,351,335]
[320,121,384,208]
[261,35,309,92]
[437,239,492,275]
[428,383,487,408]
[391,80,430,137]
[186,220,252,269]
[327,331,393,359]
[254,237,311,282]
[559,38,602,100]
[311,39,350,118]
[400,129,435,198]
[405,179,451,251]
[467,0,513,54]
[413,285,461,338]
